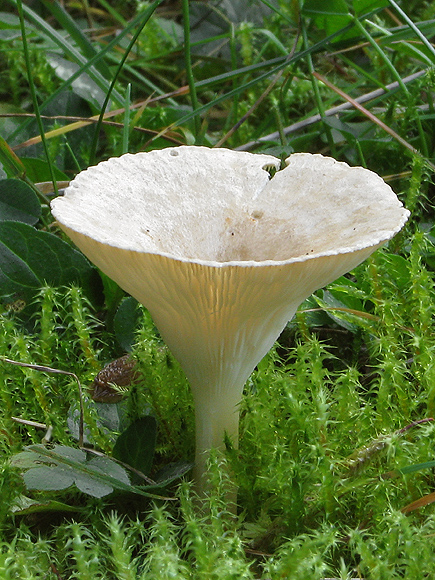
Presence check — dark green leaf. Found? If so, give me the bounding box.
[38,0,112,79]
[0,135,26,179]
[327,281,365,311]
[11,495,82,515]
[396,460,435,476]
[12,445,166,499]
[295,295,332,329]
[381,253,412,290]
[47,53,108,109]
[0,221,93,308]
[100,270,125,314]
[16,446,128,498]
[311,277,373,333]
[24,465,77,493]
[353,0,389,15]
[0,179,41,224]
[322,117,375,144]
[113,416,157,478]
[19,158,68,183]
[304,0,349,16]
[303,0,352,35]
[318,291,360,333]
[67,399,131,444]
[76,456,129,497]
[152,462,193,488]
[114,297,141,351]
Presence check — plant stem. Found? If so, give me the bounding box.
[89,0,163,165]
[182,0,201,140]
[122,84,131,155]
[16,0,58,196]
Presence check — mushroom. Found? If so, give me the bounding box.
[51,147,409,495]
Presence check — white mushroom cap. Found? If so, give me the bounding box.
[52,147,407,266]
[51,146,409,487]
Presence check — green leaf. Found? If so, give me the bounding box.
[100,271,125,314]
[19,158,69,183]
[11,495,82,515]
[14,445,129,498]
[114,297,141,351]
[67,399,131,445]
[304,0,349,16]
[395,460,435,476]
[381,254,412,290]
[322,117,375,144]
[318,291,360,332]
[25,465,78,493]
[12,445,166,499]
[0,179,41,225]
[312,277,375,333]
[0,221,94,307]
[303,0,352,35]
[38,0,112,79]
[47,53,108,110]
[353,0,389,15]
[113,416,157,479]
[327,279,365,310]
[0,135,26,179]
[296,295,332,329]
[7,0,124,107]
[152,462,193,488]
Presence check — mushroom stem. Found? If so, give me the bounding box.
[142,267,305,498]
[191,382,240,496]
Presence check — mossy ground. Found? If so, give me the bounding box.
[2,0,435,577]
[2,225,435,578]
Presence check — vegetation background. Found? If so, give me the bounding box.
[1,0,435,578]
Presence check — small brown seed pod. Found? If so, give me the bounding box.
[90,355,138,403]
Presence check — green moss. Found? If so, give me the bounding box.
[2,0,435,575]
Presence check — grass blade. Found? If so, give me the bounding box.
[8,6,172,143]
[182,0,200,139]
[88,0,164,164]
[143,10,384,147]
[6,0,123,107]
[313,71,435,171]
[388,0,435,62]
[16,0,58,196]
[39,0,111,78]
[237,69,426,150]
[0,135,26,179]
[122,84,131,155]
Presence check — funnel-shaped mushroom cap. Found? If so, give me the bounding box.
[51,147,409,483]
